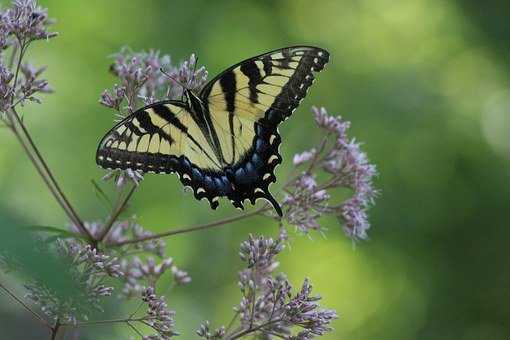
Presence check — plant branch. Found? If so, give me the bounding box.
[50,319,60,340]
[6,107,93,242]
[248,272,256,329]
[0,282,52,330]
[264,331,286,339]
[305,133,331,174]
[112,205,271,247]
[12,38,26,93]
[280,135,330,193]
[96,183,137,243]
[227,318,282,340]
[62,316,148,327]
[126,321,144,337]
[4,37,92,242]
[8,40,19,69]
[225,310,240,334]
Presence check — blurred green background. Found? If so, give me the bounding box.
[1,0,510,339]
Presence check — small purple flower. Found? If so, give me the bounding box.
[101,168,144,188]
[165,53,208,100]
[239,234,283,270]
[118,242,190,297]
[282,279,338,337]
[3,0,57,43]
[141,287,178,339]
[68,218,167,258]
[130,221,166,257]
[0,10,10,50]
[0,0,56,115]
[196,321,225,340]
[17,62,52,105]
[171,266,191,285]
[293,149,317,166]
[102,48,208,115]
[283,174,330,233]
[69,220,104,240]
[99,84,125,111]
[312,106,349,137]
[24,239,119,324]
[284,106,378,240]
[0,63,13,112]
[227,236,337,339]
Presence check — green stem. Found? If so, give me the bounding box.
[112,205,270,247]
[227,319,282,340]
[8,40,19,69]
[96,183,137,243]
[5,39,93,243]
[305,133,331,174]
[61,316,148,327]
[6,108,93,242]
[50,319,60,340]
[126,321,144,337]
[12,39,26,93]
[225,310,240,334]
[0,282,52,330]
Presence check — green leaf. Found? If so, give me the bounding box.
[23,225,86,239]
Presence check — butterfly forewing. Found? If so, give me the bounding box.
[201,46,329,166]
[96,101,221,173]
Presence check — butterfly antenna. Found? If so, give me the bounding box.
[187,54,199,89]
[160,68,188,91]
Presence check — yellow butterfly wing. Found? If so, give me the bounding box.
[199,46,330,214]
[97,101,222,173]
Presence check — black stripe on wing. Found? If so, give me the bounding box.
[218,70,238,165]
[240,60,262,103]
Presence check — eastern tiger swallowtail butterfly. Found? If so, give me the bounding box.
[96,46,329,216]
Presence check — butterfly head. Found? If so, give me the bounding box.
[184,87,205,114]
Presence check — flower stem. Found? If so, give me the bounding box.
[112,205,270,246]
[126,321,144,337]
[305,133,331,174]
[0,282,52,330]
[5,38,93,243]
[6,108,94,242]
[227,319,282,340]
[12,39,26,93]
[8,40,19,69]
[248,271,257,329]
[62,316,148,327]
[225,310,240,334]
[96,182,137,243]
[50,319,60,340]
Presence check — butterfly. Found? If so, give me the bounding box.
[96,46,329,216]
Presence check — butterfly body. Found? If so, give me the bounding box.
[97,46,330,216]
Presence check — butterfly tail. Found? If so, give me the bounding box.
[264,193,283,217]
